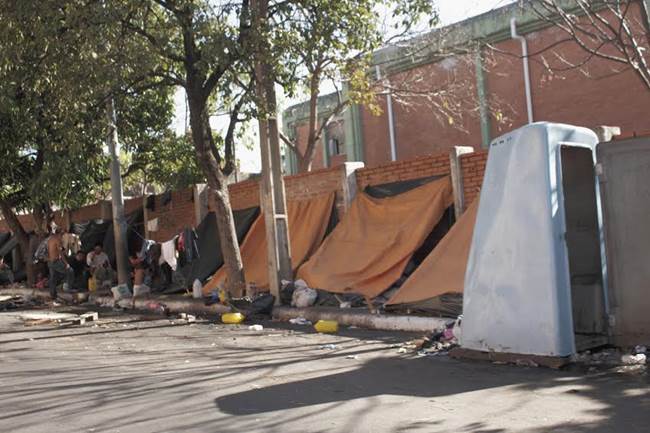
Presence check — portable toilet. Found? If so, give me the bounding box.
[461,122,608,359]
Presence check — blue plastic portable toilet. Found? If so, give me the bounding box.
[461,122,608,358]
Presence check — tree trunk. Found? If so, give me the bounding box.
[187,94,246,296]
[298,71,321,173]
[0,199,35,286]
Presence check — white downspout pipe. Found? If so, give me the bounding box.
[510,18,534,124]
[376,65,398,161]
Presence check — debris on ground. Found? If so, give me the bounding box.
[178,313,196,323]
[222,312,245,324]
[248,324,264,331]
[291,280,317,308]
[0,294,39,311]
[289,317,312,325]
[573,345,648,373]
[345,355,359,360]
[314,319,339,334]
[319,344,339,350]
[398,320,459,356]
[621,353,646,365]
[515,359,539,368]
[15,310,99,327]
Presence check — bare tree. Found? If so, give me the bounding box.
[531,0,650,90]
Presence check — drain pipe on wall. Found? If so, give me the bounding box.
[510,18,534,124]
[376,65,398,161]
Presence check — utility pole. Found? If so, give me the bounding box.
[251,0,292,303]
[106,97,129,285]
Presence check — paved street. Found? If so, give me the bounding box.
[1,307,648,433]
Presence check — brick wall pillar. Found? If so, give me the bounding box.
[193,183,210,225]
[340,162,365,211]
[449,146,475,219]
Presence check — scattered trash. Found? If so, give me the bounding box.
[314,320,338,334]
[291,280,317,308]
[319,344,339,350]
[289,317,312,326]
[0,295,39,311]
[222,312,245,324]
[111,284,132,300]
[179,313,196,323]
[621,353,646,365]
[132,284,151,298]
[339,302,351,309]
[397,320,460,355]
[634,345,647,355]
[515,359,539,368]
[248,324,264,331]
[142,301,169,316]
[192,279,203,299]
[16,311,98,326]
[345,355,359,360]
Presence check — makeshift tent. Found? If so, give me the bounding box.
[297,176,453,299]
[462,122,607,357]
[103,209,145,265]
[77,220,112,254]
[386,198,479,306]
[0,235,18,259]
[203,192,336,293]
[0,232,11,254]
[364,175,443,198]
[182,206,260,284]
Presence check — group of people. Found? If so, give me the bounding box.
[47,227,115,299]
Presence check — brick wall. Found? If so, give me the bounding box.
[355,152,451,190]
[460,150,488,206]
[228,180,260,210]
[285,166,344,217]
[0,214,34,233]
[147,188,195,242]
[226,166,345,216]
[2,155,470,239]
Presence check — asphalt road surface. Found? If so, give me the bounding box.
[1,307,648,433]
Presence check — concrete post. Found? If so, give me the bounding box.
[106,97,129,286]
[142,195,150,240]
[593,126,621,143]
[340,162,365,212]
[449,146,475,219]
[193,183,209,225]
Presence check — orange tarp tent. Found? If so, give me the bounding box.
[203,192,335,294]
[296,177,453,299]
[386,198,479,305]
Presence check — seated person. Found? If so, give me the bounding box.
[129,252,150,297]
[86,243,114,289]
[0,258,14,285]
[69,251,90,291]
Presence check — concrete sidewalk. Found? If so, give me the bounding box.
[1,306,648,433]
[0,287,452,332]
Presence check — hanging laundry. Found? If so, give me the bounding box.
[159,237,178,271]
[139,239,156,262]
[147,218,159,232]
[62,233,81,255]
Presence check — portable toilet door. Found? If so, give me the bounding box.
[461,122,608,358]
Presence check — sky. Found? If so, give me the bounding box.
[171,0,515,173]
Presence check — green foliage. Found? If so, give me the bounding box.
[0,0,180,215]
[274,0,437,101]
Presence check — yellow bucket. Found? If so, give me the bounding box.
[221,312,245,324]
[314,320,339,333]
